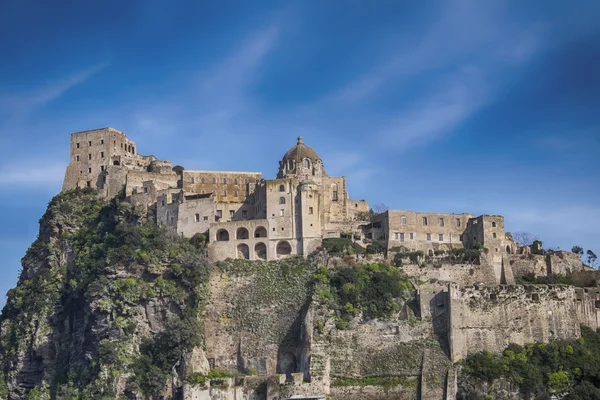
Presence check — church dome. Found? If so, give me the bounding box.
[282,136,321,165]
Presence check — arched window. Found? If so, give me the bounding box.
[216,229,230,241]
[303,159,311,169]
[279,197,286,205]
[492,221,497,227]
[288,159,293,170]
[279,184,285,192]
[331,183,339,201]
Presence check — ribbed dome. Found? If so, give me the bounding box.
[282,136,321,164]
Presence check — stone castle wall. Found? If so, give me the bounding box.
[448,284,581,361]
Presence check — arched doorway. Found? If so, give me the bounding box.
[216,229,229,241]
[276,241,292,257]
[254,226,267,238]
[255,242,267,260]
[236,227,249,240]
[237,244,250,259]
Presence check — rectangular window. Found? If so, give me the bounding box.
[401,216,407,225]
[426,233,431,241]
[161,200,165,207]
[280,209,285,216]
[394,232,399,240]
[439,234,444,241]
[144,186,148,193]
[76,155,80,162]
[100,165,104,171]
[309,207,314,215]
[86,181,91,187]
[88,141,92,146]
[229,210,234,218]
[88,167,92,173]
[456,218,461,227]
[439,218,444,227]
[76,142,80,148]
[88,154,92,160]
[223,190,227,196]
[216,210,222,218]
[101,139,104,145]
[203,216,208,221]
[422,217,428,226]
[195,214,200,222]
[409,232,414,240]
[100,151,104,158]
[201,177,205,183]
[492,233,497,239]
[242,210,248,218]
[234,178,238,184]
[191,177,195,183]
[234,191,238,197]
[400,233,405,241]
[223,178,227,184]
[212,177,216,184]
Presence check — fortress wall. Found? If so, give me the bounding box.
[125,170,178,197]
[508,254,548,278]
[403,263,498,287]
[448,284,581,361]
[547,252,585,275]
[575,287,600,331]
[175,197,215,238]
[182,170,261,202]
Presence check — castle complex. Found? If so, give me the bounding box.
[62,127,516,264]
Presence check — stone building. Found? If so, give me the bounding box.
[62,128,516,261]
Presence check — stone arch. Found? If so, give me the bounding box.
[236,227,249,240]
[279,197,286,205]
[255,242,267,260]
[277,241,292,257]
[278,352,298,381]
[216,229,229,241]
[237,244,250,259]
[254,226,267,238]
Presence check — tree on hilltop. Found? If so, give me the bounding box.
[512,231,540,246]
[587,250,598,268]
[572,245,584,255]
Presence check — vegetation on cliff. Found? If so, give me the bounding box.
[0,189,210,399]
[314,263,413,327]
[460,326,600,399]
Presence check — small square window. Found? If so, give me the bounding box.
[223,178,227,184]
[203,216,208,221]
[426,233,431,241]
[492,222,497,227]
[100,166,105,171]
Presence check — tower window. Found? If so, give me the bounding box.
[401,216,407,225]
[303,159,311,168]
[76,156,80,162]
[456,218,461,227]
[216,210,222,218]
[88,154,92,160]
[201,177,205,183]
[493,233,497,239]
[279,184,285,192]
[426,233,431,241]
[191,177,195,183]
[439,218,444,227]
[234,178,238,184]
[88,167,92,173]
[422,217,428,226]
[279,197,286,205]
[332,183,339,201]
[101,139,104,145]
[88,141,92,146]
[223,178,227,184]
[100,151,104,158]
[309,207,314,215]
[242,210,248,218]
[76,142,80,148]
[492,221,497,227]
[280,209,285,216]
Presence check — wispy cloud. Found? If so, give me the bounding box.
[0,62,110,113]
[376,67,487,149]
[0,160,66,189]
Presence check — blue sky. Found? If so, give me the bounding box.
[1,0,599,306]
